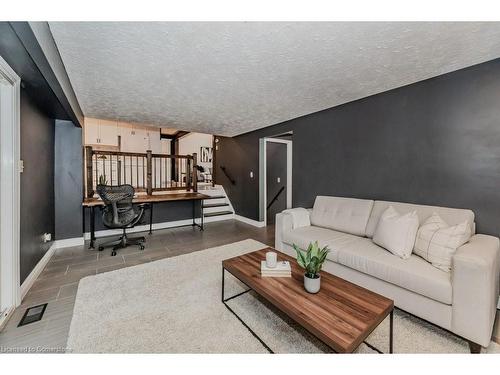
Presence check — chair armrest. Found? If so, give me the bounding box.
[275,208,311,250]
[452,234,500,347]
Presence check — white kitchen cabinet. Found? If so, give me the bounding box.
[84,117,118,146]
[98,119,118,146]
[86,118,162,153]
[84,117,100,144]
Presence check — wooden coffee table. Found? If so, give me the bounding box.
[222,248,394,353]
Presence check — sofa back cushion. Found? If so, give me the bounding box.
[413,213,472,272]
[372,206,419,259]
[365,200,475,238]
[310,196,374,236]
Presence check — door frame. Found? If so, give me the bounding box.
[259,137,292,226]
[0,55,21,328]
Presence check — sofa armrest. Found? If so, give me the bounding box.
[275,208,311,251]
[451,234,500,347]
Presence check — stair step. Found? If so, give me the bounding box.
[203,203,229,208]
[204,195,226,200]
[204,210,233,218]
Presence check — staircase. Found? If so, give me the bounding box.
[199,185,234,221]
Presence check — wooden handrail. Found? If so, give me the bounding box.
[84,146,199,198]
[267,186,285,210]
[151,153,193,159]
[93,150,194,159]
[220,166,235,185]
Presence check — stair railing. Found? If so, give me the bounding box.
[85,146,198,198]
[267,186,285,210]
[219,166,236,185]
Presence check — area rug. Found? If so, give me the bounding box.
[67,239,500,353]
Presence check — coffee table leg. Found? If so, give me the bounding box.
[221,265,273,353]
[221,267,225,302]
[389,309,394,354]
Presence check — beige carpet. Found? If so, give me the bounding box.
[67,239,500,353]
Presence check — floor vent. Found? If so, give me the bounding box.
[18,303,47,327]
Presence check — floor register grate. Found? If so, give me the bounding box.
[17,303,47,327]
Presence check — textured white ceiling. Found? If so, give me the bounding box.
[49,22,500,136]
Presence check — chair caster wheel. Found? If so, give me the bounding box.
[98,246,104,252]
[111,251,117,256]
[139,245,145,251]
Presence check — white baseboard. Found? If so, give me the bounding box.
[0,305,15,332]
[20,243,56,299]
[53,237,84,249]
[234,214,266,228]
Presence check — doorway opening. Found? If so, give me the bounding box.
[0,55,21,329]
[259,133,293,226]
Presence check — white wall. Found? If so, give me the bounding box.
[161,139,171,154]
[178,132,213,172]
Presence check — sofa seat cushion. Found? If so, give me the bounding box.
[336,238,452,304]
[282,226,363,262]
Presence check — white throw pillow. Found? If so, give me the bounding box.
[372,206,419,259]
[414,213,472,272]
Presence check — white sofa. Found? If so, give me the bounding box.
[275,196,500,350]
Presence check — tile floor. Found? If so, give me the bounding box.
[0,219,275,352]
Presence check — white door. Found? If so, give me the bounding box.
[0,56,21,327]
[0,76,3,319]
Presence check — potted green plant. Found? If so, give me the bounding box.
[96,175,108,196]
[98,175,108,186]
[293,241,330,294]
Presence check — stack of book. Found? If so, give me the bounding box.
[261,260,291,277]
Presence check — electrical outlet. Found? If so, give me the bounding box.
[43,233,52,243]
[277,177,281,183]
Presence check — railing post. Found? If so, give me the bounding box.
[192,152,198,192]
[186,157,192,191]
[146,150,152,195]
[212,135,217,187]
[117,159,122,185]
[85,146,94,198]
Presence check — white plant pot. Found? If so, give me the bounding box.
[304,274,321,294]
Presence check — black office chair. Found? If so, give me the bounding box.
[96,184,147,256]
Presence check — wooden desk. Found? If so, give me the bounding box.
[83,192,210,249]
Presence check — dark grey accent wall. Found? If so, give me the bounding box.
[55,120,83,240]
[20,89,55,283]
[1,21,82,283]
[216,58,500,236]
